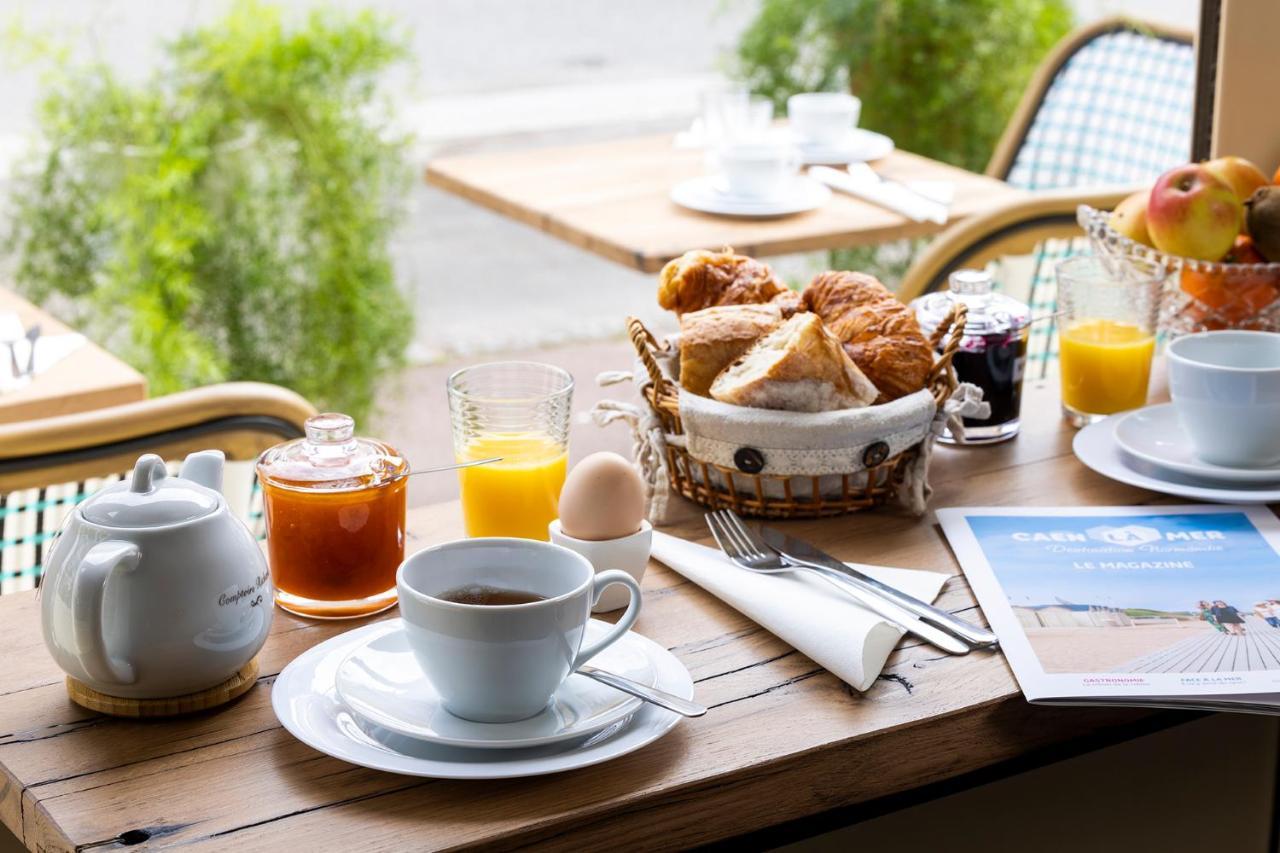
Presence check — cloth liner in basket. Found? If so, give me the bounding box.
[594,312,987,523]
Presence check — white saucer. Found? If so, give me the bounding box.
[335,619,657,749]
[272,621,693,779]
[1074,415,1280,503]
[795,129,895,165]
[1114,404,1280,485]
[670,175,830,218]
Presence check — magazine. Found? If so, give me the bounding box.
[937,505,1280,714]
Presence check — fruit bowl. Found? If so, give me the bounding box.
[1079,204,1280,334]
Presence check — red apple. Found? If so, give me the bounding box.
[1203,156,1270,203]
[1147,165,1243,261]
[1108,190,1153,247]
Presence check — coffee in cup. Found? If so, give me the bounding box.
[1167,330,1280,467]
[787,92,861,145]
[396,538,642,723]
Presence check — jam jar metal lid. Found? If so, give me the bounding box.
[912,269,1031,338]
[256,413,409,492]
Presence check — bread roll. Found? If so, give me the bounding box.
[678,304,783,396]
[803,271,934,401]
[658,248,792,316]
[710,313,879,412]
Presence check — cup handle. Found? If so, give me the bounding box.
[572,569,642,670]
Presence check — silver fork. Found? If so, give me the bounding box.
[705,509,971,655]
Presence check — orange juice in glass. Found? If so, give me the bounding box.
[448,363,573,540]
[1055,256,1165,426]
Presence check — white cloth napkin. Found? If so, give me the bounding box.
[651,531,950,691]
[0,312,86,393]
[810,164,950,224]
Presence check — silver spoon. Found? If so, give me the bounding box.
[407,457,502,477]
[578,665,706,717]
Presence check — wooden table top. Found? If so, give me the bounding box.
[0,288,146,425]
[425,130,1025,273]
[0,377,1209,852]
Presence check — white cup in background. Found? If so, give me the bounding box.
[1167,330,1280,467]
[715,141,801,200]
[396,538,641,723]
[549,520,652,613]
[787,92,861,145]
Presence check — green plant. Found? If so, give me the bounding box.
[4,1,414,420]
[735,0,1073,174]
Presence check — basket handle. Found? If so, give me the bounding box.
[926,303,967,401]
[627,316,674,399]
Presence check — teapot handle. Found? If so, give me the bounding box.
[72,540,142,686]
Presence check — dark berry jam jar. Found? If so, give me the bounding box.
[913,270,1030,445]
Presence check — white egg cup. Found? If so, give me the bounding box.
[548,520,653,613]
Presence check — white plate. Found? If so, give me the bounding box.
[670,175,830,218]
[1074,416,1280,503]
[1114,404,1280,486]
[795,129,895,165]
[272,621,693,779]
[335,619,657,749]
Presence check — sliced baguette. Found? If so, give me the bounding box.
[709,313,879,412]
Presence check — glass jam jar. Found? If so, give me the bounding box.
[257,413,409,619]
[914,269,1030,445]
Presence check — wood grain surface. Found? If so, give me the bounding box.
[0,288,146,425]
[425,132,1025,272]
[0,376,1214,852]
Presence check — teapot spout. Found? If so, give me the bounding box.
[180,450,225,495]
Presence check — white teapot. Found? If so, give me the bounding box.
[41,451,272,698]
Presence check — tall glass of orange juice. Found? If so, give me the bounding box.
[1056,256,1165,426]
[447,362,573,540]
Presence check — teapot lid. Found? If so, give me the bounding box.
[80,454,220,528]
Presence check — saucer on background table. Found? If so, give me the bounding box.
[335,619,657,749]
[272,621,694,779]
[1114,404,1280,485]
[1073,416,1280,504]
[670,175,831,218]
[795,129,894,165]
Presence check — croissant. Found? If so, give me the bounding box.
[658,248,799,317]
[803,271,934,401]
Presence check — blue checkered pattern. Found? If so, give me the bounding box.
[1002,28,1194,370]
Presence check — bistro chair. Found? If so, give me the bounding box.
[0,382,316,595]
[896,16,1195,374]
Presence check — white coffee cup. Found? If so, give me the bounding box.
[396,538,641,723]
[787,92,861,145]
[715,141,801,200]
[1167,330,1280,467]
[549,519,652,613]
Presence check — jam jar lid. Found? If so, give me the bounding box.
[256,413,409,492]
[913,269,1031,338]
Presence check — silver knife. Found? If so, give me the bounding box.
[760,526,999,649]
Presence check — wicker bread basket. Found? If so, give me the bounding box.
[625,303,967,519]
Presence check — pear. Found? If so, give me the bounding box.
[1245,186,1280,262]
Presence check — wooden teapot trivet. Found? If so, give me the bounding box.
[66,657,259,718]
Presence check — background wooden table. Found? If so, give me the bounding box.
[0,288,146,424]
[426,131,1025,272]
[0,378,1216,852]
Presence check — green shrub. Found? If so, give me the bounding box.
[735,0,1073,174]
[4,1,414,420]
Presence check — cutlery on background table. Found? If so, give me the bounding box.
[705,509,972,656]
[757,525,999,650]
[23,324,41,377]
[578,665,706,718]
[809,164,949,224]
